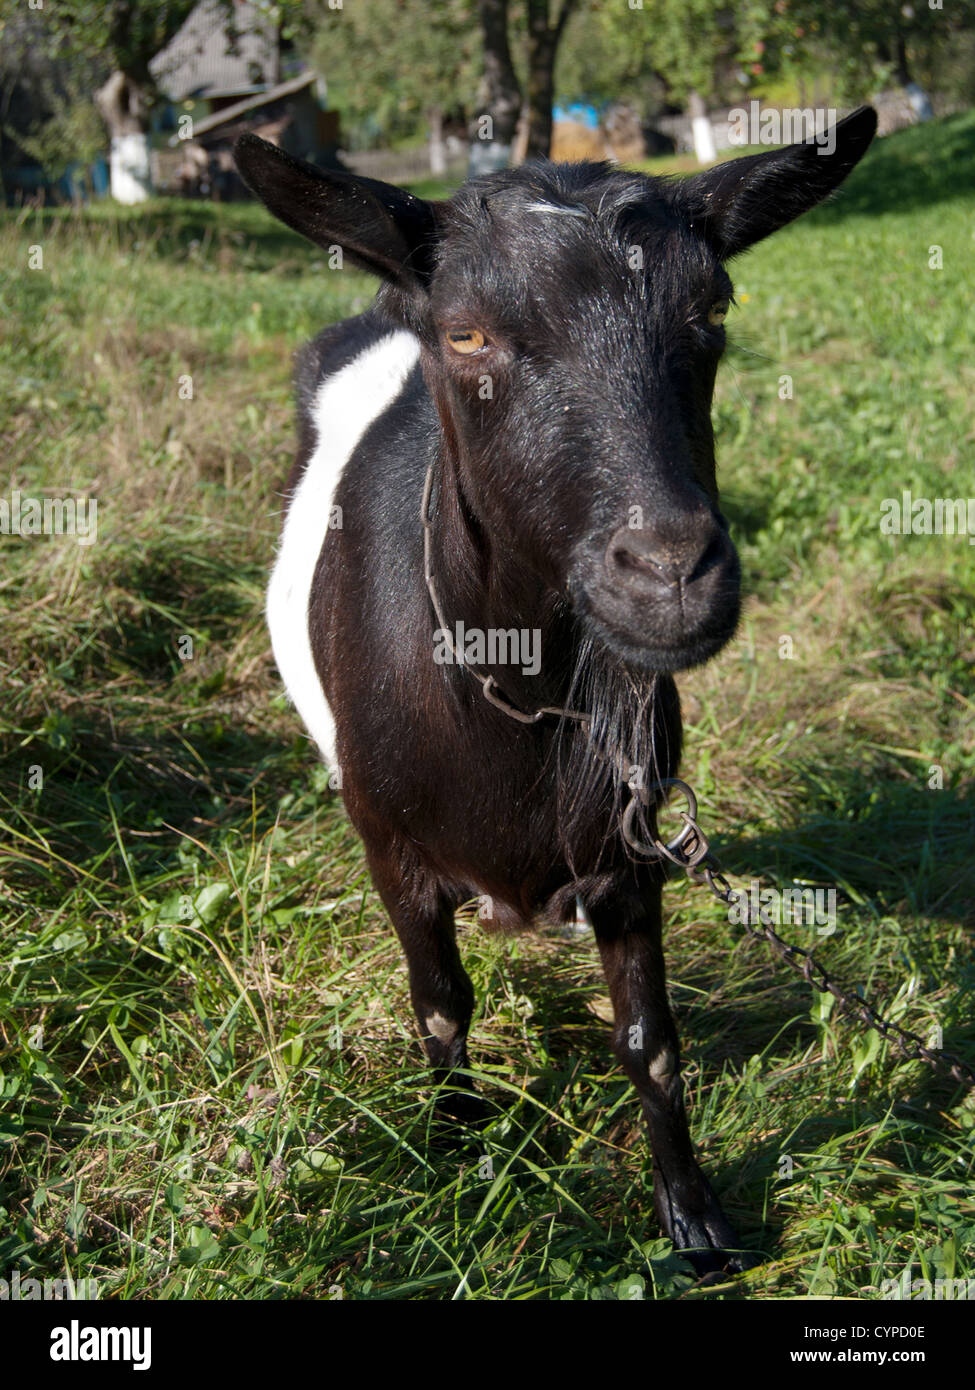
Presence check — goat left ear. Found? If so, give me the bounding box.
[233,134,441,285]
[677,105,877,260]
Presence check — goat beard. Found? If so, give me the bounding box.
[552,635,681,873]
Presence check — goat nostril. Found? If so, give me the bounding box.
[612,542,657,576]
[607,523,724,589]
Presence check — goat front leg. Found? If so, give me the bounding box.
[589,883,756,1276]
[365,841,486,1126]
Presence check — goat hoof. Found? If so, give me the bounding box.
[673,1222,761,1279]
[659,1183,762,1278]
[684,1242,763,1280]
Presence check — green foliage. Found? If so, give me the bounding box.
[0,0,309,96]
[553,0,780,112]
[789,0,975,93]
[311,0,478,148]
[552,0,975,116]
[552,0,659,110]
[0,2,109,177]
[18,0,200,84]
[14,96,105,184]
[734,0,975,105]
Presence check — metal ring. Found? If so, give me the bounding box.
[650,778,700,855]
[621,779,702,863]
[654,777,698,829]
[621,796,661,858]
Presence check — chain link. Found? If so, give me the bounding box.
[634,783,975,1092]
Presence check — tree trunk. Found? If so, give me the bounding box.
[429,106,447,176]
[469,0,522,175]
[525,2,556,160]
[96,70,152,203]
[688,90,716,165]
[524,0,578,161]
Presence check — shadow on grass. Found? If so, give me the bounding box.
[0,528,319,900]
[0,696,314,909]
[804,111,975,223]
[704,772,975,1093]
[710,773,975,934]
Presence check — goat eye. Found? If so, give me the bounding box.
[445,328,486,355]
[707,300,730,326]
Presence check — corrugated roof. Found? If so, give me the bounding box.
[150,0,278,102]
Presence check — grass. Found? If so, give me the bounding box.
[1,113,973,1302]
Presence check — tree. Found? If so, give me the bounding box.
[469,0,522,170]
[779,0,975,111]
[37,1,199,202]
[17,92,106,197]
[0,5,108,201]
[571,0,740,162]
[647,0,739,160]
[313,0,478,171]
[311,0,580,169]
[535,0,746,161]
[524,0,579,158]
[552,0,662,113]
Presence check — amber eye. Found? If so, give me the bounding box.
[708,300,730,326]
[445,328,486,354]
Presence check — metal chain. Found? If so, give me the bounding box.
[420,463,975,1093]
[624,779,975,1092]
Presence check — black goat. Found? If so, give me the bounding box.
[235,108,876,1275]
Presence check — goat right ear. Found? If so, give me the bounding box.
[677,105,878,259]
[233,134,441,285]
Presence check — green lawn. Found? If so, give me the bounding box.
[1,113,973,1301]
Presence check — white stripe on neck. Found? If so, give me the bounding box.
[266,329,421,767]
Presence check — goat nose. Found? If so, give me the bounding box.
[606,519,723,589]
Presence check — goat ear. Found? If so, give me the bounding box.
[233,134,441,285]
[677,106,877,260]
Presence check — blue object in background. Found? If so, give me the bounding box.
[2,154,109,205]
[57,163,87,202]
[91,157,109,196]
[553,103,601,129]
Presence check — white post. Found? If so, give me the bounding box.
[688,90,716,164]
[429,106,447,177]
[109,133,152,203]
